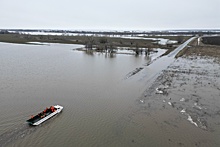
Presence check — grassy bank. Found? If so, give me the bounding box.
[0,33,188,48]
[175,37,220,61]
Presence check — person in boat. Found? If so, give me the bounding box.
[50,106,55,112]
[42,114,46,118]
[44,107,48,113]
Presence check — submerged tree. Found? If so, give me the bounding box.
[176,36,184,44]
[97,37,108,52]
[85,36,95,50]
[135,43,139,55]
[108,42,115,53]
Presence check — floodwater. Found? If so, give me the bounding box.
[0,42,164,147]
[2,37,213,147]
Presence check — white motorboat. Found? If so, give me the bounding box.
[27,105,63,126]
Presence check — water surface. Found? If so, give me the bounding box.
[0,42,151,146]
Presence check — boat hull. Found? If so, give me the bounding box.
[27,105,63,126]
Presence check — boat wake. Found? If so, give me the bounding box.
[0,124,36,147]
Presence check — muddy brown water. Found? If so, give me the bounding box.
[0,42,161,147]
[2,37,217,147]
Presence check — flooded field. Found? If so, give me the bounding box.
[1,37,220,147]
[134,44,220,146]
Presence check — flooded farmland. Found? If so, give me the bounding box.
[0,38,220,147]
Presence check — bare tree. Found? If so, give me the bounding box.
[135,43,140,55]
[176,36,183,44]
[97,37,108,52]
[85,36,95,50]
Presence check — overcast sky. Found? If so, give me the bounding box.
[0,0,219,30]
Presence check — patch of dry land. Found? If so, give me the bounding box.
[128,38,220,147]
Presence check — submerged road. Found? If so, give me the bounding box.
[133,37,196,88]
[167,37,196,57]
